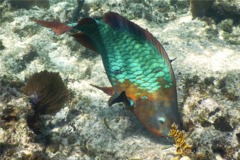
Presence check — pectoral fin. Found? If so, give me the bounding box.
[108,91,134,109]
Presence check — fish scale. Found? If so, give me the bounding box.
[34,12,182,137]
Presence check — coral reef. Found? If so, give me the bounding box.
[0,0,239,159]
[168,123,192,158]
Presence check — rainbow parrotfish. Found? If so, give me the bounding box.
[33,12,182,137]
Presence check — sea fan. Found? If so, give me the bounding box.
[22,70,69,115]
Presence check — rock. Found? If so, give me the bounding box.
[213,0,240,18]
[180,156,191,160]
[189,0,240,21]
[217,19,240,45]
[81,0,189,23]
[8,0,50,9]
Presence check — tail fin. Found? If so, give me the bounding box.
[32,19,72,35]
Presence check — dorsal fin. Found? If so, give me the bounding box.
[103,12,146,40]
[71,33,97,52]
[32,19,72,35]
[103,12,173,75]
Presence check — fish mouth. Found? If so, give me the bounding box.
[164,136,175,144]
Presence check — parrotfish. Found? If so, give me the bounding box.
[33,12,182,137]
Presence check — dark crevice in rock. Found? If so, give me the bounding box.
[208,107,220,117]
[213,116,234,132]
[218,76,239,101]
[236,133,240,143]
[0,40,5,50]
[212,146,226,158]
[0,143,17,156]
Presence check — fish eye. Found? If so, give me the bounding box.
[158,117,165,124]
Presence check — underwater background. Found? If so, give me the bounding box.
[0,0,240,159]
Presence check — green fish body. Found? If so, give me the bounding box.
[34,12,182,137]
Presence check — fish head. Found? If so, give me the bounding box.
[154,103,181,137]
[133,98,181,137]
